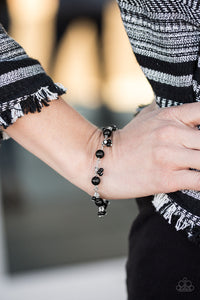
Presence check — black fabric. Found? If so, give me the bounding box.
[0,23,66,137]
[168,191,200,218]
[134,53,195,104]
[0,72,56,104]
[126,197,200,299]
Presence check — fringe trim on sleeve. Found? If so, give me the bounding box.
[0,83,66,140]
[152,193,200,246]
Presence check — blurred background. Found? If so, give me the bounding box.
[0,0,154,299]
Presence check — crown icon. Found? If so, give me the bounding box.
[176,277,195,293]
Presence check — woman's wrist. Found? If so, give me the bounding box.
[78,126,102,195]
[88,125,118,216]
[3,97,101,195]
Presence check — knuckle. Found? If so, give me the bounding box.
[158,106,177,119]
[154,124,176,142]
[153,145,170,165]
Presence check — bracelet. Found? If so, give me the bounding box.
[91,125,118,217]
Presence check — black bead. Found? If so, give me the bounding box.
[97,167,104,176]
[91,176,100,185]
[96,149,104,158]
[102,200,109,209]
[95,198,104,207]
[112,125,117,131]
[106,139,112,147]
[98,210,107,217]
[103,128,112,137]
[91,196,96,201]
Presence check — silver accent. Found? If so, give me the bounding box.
[99,206,105,213]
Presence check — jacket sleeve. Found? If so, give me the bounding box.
[0,23,66,141]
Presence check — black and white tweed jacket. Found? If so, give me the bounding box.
[1,1,200,245]
[0,24,66,140]
[117,0,200,245]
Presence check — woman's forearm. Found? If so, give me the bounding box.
[4,97,101,195]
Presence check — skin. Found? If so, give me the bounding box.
[3,97,200,200]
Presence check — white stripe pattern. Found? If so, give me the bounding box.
[141,67,193,87]
[0,64,45,88]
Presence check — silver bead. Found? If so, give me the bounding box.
[103,139,107,145]
[94,192,100,197]
[94,186,98,192]
[99,206,105,212]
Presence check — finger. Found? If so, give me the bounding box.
[171,147,200,170]
[174,170,200,191]
[166,102,200,127]
[140,100,159,115]
[178,126,200,150]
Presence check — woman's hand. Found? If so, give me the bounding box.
[97,102,200,199]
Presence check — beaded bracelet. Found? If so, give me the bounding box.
[91,125,118,217]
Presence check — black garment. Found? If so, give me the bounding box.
[126,197,200,299]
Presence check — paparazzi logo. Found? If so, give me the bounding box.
[176,277,195,293]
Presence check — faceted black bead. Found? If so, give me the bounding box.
[103,128,112,137]
[106,139,112,147]
[97,167,104,176]
[96,149,104,158]
[112,125,117,131]
[91,176,100,185]
[103,200,109,209]
[95,198,104,207]
[91,196,96,201]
